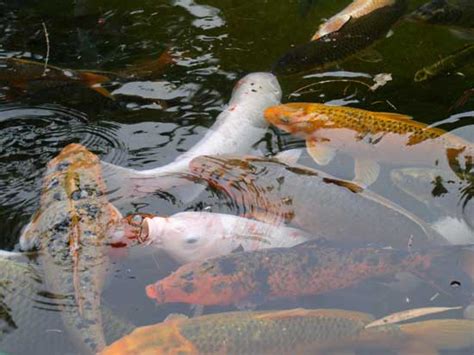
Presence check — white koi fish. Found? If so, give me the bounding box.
[103,72,282,203]
[138,211,310,264]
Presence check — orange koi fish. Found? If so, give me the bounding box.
[146,240,472,307]
[264,103,474,187]
[102,308,474,354]
[0,57,114,98]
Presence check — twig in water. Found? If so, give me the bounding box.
[41,21,50,77]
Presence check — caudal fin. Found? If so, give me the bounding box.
[400,319,474,351]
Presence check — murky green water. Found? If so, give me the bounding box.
[0,0,473,354]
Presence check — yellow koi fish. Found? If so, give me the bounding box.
[265,103,473,187]
[102,308,474,354]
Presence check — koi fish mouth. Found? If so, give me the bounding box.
[146,283,166,303]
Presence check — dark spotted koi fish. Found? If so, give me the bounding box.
[146,239,472,307]
[20,144,122,353]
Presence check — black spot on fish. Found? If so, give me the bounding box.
[182,282,195,294]
[388,250,406,265]
[56,162,70,171]
[71,190,82,200]
[251,89,257,93]
[253,267,271,298]
[47,178,59,190]
[212,281,227,294]
[218,258,238,275]
[180,271,194,281]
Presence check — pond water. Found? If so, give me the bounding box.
[0,0,473,354]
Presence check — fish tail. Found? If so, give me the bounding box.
[399,319,474,351]
[78,72,114,99]
[78,71,110,85]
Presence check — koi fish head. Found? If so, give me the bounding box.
[264,103,328,135]
[230,72,282,107]
[142,212,233,264]
[101,318,196,355]
[47,143,98,172]
[146,258,247,306]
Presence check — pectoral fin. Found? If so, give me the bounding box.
[274,148,304,165]
[365,307,461,328]
[306,138,336,166]
[164,313,189,322]
[354,158,380,187]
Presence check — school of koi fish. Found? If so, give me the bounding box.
[1,0,474,354]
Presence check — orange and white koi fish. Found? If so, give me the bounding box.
[265,103,474,187]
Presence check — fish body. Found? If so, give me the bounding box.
[273,0,406,76]
[312,0,397,40]
[264,103,474,186]
[415,43,474,82]
[0,57,112,98]
[189,155,446,248]
[102,308,474,354]
[102,73,282,201]
[411,0,474,28]
[19,144,122,353]
[140,211,311,264]
[133,72,282,177]
[146,240,470,307]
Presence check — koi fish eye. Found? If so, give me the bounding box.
[184,236,200,245]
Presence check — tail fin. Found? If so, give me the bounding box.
[400,319,474,350]
[78,72,114,99]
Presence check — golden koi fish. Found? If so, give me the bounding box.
[264,103,474,187]
[102,308,474,354]
[20,144,122,353]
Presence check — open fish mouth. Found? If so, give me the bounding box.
[146,283,166,304]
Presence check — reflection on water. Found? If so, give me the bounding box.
[0,0,473,353]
